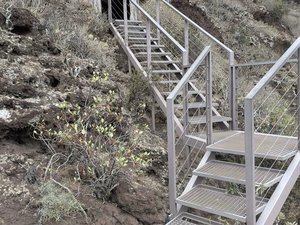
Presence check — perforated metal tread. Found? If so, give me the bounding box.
[188,116,232,124]
[166,212,223,225]
[206,131,298,160]
[114,20,143,25]
[194,160,284,185]
[177,185,268,223]
[130,44,165,50]
[174,102,219,109]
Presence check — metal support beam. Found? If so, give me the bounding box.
[167,97,177,218]
[245,98,256,225]
[257,152,300,225]
[206,50,212,145]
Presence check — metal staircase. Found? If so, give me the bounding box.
[95,0,300,224]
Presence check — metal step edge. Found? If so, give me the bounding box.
[141,60,179,65]
[160,90,205,96]
[188,116,232,124]
[154,79,197,84]
[128,37,159,41]
[120,31,151,36]
[176,184,268,223]
[117,25,146,29]
[206,131,298,160]
[193,160,285,186]
[166,212,223,225]
[152,70,182,74]
[135,52,171,56]
[130,44,165,49]
[114,20,143,25]
[174,102,219,109]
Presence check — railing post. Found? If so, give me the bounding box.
[146,18,151,76]
[182,82,190,171]
[230,65,238,130]
[108,0,112,23]
[206,49,212,145]
[298,48,300,150]
[123,0,129,47]
[156,0,161,45]
[167,97,177,218]
[184,19,189,65]
[245,97,256,225]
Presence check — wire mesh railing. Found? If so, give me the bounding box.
[244,37,300,224]
[142,0,234,120]
[167,46,212,216]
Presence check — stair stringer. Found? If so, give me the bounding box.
[257,151,300,225]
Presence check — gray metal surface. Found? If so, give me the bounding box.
[130,44,165,49]
[177,185,268,223]
[174,102,219,109]
[152,70,182,73]
[166,212,223,225]
[206,131,298,160]
[194,160,284,185]
[188,116,232,125]
[135,52,171,57]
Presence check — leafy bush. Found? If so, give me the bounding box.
[33,71,151,200]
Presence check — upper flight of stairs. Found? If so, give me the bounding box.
[107,2,300,224]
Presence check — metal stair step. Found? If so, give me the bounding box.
[160,90,205,96]
[135,52,172,57]
[130,44,165,50]
[120,31,151,37]
[152,69,182,74]
[174,102,219,109]
[154,79,197,84]
[128,37,159,42]
[206,131,298,160]
[177,184,268,223]
[194,160,284,186]
[166,212,223,225]
[188,115,232,124]
[141,60,180,65]
[114,20,143,25]
[117,25,146,31]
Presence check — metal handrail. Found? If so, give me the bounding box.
[160,0,234,64]
[166,46,212,217]
[244,36,300,224]
[129,0,189,66]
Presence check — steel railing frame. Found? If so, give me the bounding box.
[166,46,212,217]
[244,37,300,225]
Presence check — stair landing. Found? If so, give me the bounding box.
[204,131,298,160]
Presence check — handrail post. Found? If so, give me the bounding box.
[230,65,238,130]
[108,0,112,23]
[206,49,212,145]
[156,0,161,45]
[146,18,151,77]
[245,97,256,225]
[184,19,189,65]
[167,97,177,218]
[123,0,129,47]
[297,47,300,150]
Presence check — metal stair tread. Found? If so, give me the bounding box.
[174,102,219,109]
[206,131,298,160]
[114,20,143,25]
[188,115,232,124]
[154,79,197,84]
[128,37,159,41]
[135,52,171,56]
[166,212,223,225]
[176,184,268,223]
[152,69,182,74]
[130,44,165,49]
[194,160,284,186]
[117,25,146,30]
[160,90,205,96]
[141,60,180,65]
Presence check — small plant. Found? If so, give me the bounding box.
[275,211,286,225]
[225,182,240,195]
[38,180,86,223]
[271,0,285,20]
[255,183,271,196]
